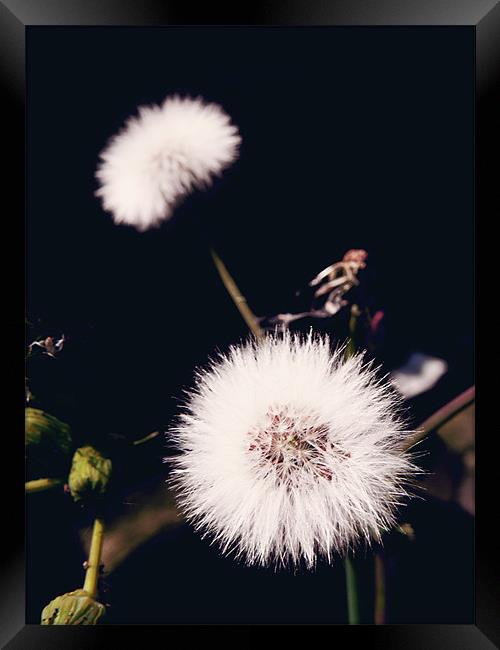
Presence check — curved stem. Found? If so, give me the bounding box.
[25,478,62,493]
[83,518,105,599]
[210,248,263,339]
[344,556,360,624]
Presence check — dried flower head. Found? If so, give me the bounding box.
[266,249,370,329]
[28,334,66,358]
[169,332,418,568]
[96,95,241,230]
[41,590,105,625]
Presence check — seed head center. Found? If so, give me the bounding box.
[248,406,341,482]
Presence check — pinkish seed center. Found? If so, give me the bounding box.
[247,406,349,483]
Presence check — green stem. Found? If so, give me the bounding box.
[25,478,62,493]
[344,556,360,624]
[344,308,363,625]
[345,304,361,359]
[210,248,263,339]
[83,518,105,599]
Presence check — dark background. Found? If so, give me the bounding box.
[26,26,474,624]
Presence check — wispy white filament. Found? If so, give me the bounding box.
[96,95,241,230]
[169,332,418,568]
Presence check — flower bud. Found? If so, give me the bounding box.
[25,408,73,480]
[68,446,112,502]
[41,589,105,625]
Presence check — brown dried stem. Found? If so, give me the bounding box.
[404,385,475,452]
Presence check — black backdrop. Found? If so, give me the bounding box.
[26,26,474,624]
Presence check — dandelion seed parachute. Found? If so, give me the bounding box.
[96,95,241,231]
[169,332,418,568]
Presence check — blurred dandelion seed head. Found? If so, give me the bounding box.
[169,332,418,568]
[95,95,241,230]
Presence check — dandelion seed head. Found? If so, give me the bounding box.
[169,332,418,568]
[96,95,241,230]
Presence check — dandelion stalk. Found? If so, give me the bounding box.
[41,519,107,624]
[41,524,106,626]
[343,312,362,625]
[344,556,360,624]
[346,304,361,358]
[210,248,263,338]
[83,518,105,599]
[25,478,62,493]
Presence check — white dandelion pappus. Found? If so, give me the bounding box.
[169,332,418,569]
[95,95,241,231]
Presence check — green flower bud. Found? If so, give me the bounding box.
[25,408,73,480]
[41,589,105,625]
[68,446,112,502]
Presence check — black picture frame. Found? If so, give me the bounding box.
[2,1,497,647]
